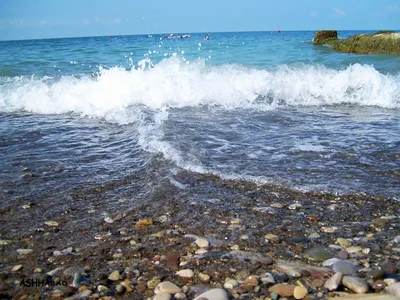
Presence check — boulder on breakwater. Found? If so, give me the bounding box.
[313,30,400,55]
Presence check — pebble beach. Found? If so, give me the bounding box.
[1,174,399,299]
[1,31,400,300]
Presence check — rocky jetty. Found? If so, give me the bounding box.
[313,30,400,55]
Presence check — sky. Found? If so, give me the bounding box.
[0,0,399,41]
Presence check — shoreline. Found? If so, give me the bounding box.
[1,174,399,299]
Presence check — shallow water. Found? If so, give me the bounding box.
[0,31,399,210]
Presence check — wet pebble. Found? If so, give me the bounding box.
[322,258,340,267]
[16,249,33,255]
[269,284,296,297]
[324,272,343,291]
[154,281,181,294]
[371,280,387,291]
[195,238,209,248]
[366,270,385,280]
[45,220,59,227]
[193,288,228,300]
[293,286,308,299]
[176,269,194,278]
[224,278,239,289]
[11,265,23,272]
[148,277,161,289]
[342,276,369,294]
[108,270,120,281]
[304,247,334,262]
[386,282,400,297]
[285,269,302,278]
[336,238,352,247]
[332,260,357,275]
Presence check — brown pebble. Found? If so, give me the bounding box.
[243,275,259,291]
[166,252,180,268]
[136,282,147,293]
[294,247,305,253]
[269,284,296,297]
[311,279,325,288]
[371,280,387,290]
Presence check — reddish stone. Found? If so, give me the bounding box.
[269,284,296,297]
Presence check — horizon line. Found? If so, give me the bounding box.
[1,28,398,42]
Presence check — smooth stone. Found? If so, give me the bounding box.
[174,292,187,300]
[74,290,92,297]
[72,272,88,288]
[394,235,400,243]
[224,279,239,289]
[337,249,349,259]
[265,233,279,242]
[324,272,343,291]
[155,281,181,295]
[16,249,33,255]
[342,276,369,294]
[108,270,120,281]
[270,292,279,300]
[166,252,180,268]
[346,246,362,253]
[243,275,259,290]
[371,280,387,290]
[63,267,85,277]
[176,269,194,278]
[0,240,13,245]
[336,238,352,247]
[12,265,23,272]
[308,233,320,239]
[195,238,209,248]
[147,277,162,289]
[269,284,296,297]
[198,273,210,283]
[322,258,341,267]
[229,250,273,264]
[386,282,400,297]
[366,270,385,280]
[260,273,276,285]
[97,285,109,292]
[311,279,325,288]
[116,284,125,293]
[45,221,59,227]
[286,269,302,278]
[293,286,308,299]
[304,247,334,262]
[332,260,357,275]
[193,288,228,300]
[273,272,288,283]
[153,292,172,300]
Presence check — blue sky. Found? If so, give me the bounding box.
[0,0,399,40]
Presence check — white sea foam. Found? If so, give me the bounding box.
[0,58,399,123]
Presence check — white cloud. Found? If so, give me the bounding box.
[112,18,121,24]
[333,8,347,17]
[309,10,318,17]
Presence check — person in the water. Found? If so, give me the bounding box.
[204,34,210,40]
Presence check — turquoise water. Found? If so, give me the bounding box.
[0,31,399,205]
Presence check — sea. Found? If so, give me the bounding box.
[0,30,399,213]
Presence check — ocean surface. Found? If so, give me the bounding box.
[1,30,399,211]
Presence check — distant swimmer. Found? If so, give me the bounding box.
[164,33,191,39]
[204,34,210,40]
